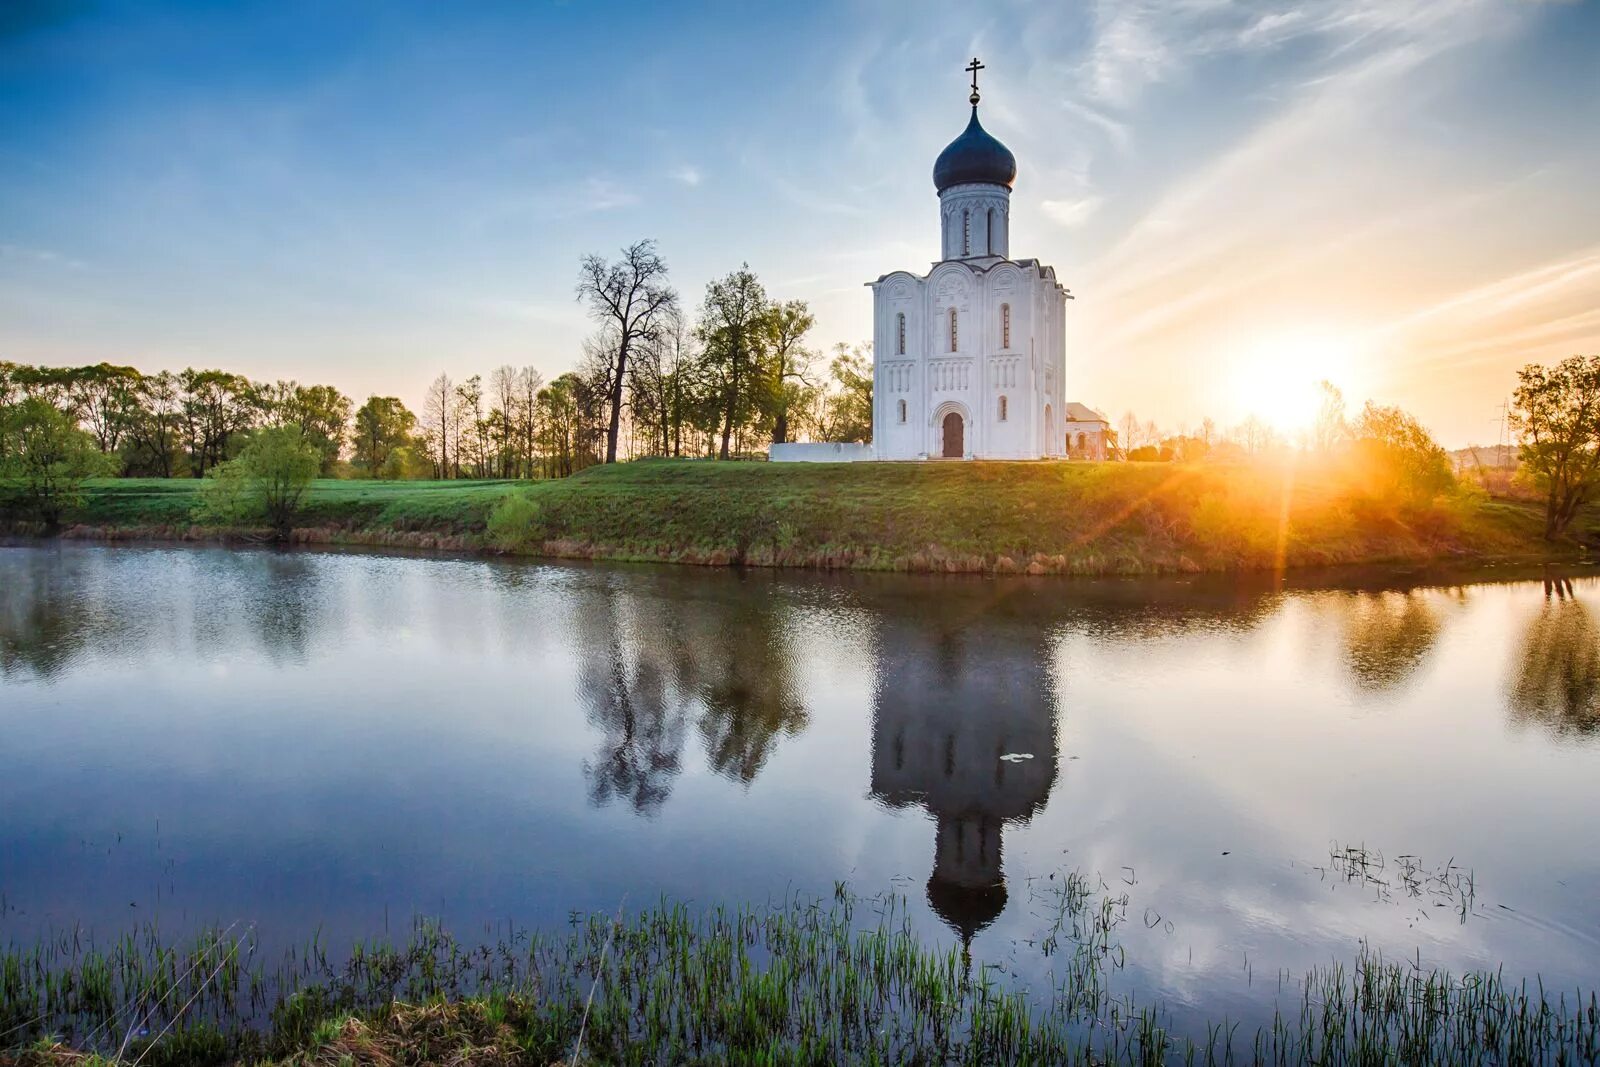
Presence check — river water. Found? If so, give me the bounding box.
[2,543,1598,1028]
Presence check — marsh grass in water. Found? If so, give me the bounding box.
[4,876,1598,1066]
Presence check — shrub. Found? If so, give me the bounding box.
[195,426,320,537]
[0,397,117,528]
[486,491,544,551]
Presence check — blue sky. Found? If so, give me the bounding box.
[3,0,1598,444]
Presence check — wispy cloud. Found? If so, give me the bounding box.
[669,164,702,187]
[1041,196,1104,229]
[0,242,85,271]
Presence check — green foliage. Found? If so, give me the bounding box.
[351,396,418,477]
[1511,354,1600,539]
[485,491,543,551]
[195,426,321,537]
[1351,401,1455,501]
[0,398,118,527]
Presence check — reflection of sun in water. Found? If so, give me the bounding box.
[1229,332,1363,437]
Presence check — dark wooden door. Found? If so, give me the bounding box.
[942,412,964,458]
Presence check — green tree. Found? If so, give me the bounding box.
[1511,356,1600,539]
[698,265,770,460]
[179,368,258,477]
[276,383,352,474]
[67,363,144,459]
[763,299,816,445]
[196,425,320,538]
[824,342,873,444]
[351,395,418,477]
[1351,402,1454,502]
[124,370,184,476]
[0,398,116,528]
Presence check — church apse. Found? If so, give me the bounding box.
[868,607,1060,944]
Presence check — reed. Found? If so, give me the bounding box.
[3,879,1596,1066]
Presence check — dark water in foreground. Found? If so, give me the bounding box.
[2,543,1599,1029]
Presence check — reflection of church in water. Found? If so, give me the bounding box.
[869,612,1060,944]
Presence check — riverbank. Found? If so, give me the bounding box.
[4,892,1596,1066]
[16,459,1586,576]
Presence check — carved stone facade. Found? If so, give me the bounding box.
[870,253,1069,461]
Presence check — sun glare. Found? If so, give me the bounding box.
[1227,332,1364,439]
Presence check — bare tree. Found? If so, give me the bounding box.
[575,240,678,464]
[423,372,453,478]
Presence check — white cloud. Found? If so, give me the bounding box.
[1041,196,1104,228]
[670,164,702,187]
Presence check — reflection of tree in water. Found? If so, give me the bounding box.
[248,553,324,665]
[695,603,807,784]
[1329,591,1444,695]
[0,556,92,680]
[574,588,690,814]
[572,574,809,809]
[867,592,1059,950]
[1509,578,1600,736]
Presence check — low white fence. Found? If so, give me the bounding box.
[768,442,876,463]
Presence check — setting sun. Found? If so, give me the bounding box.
[1227,332,1367,438]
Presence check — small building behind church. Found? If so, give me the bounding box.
[1063,402,1112,460]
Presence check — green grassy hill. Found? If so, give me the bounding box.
[47,459,1580,575]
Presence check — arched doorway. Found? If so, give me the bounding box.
[941,411,964,458]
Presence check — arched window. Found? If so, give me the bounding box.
[949,307,958,352]
[897,398,907,423]
[962,210,970,256]
[987,207,995,254]
[1001,303,1011,348]
[896,312,905,355]
[1077,432,1087,451]
[998,395,1008,421]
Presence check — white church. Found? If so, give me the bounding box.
[773,59,1076,463]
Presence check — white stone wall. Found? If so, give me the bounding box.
[868,256,1067,462]
[768,442,875,463]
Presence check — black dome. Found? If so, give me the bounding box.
[933,107,1017,193]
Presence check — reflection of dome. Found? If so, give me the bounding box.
[867,610,1060,948]
[927,874,1008,942]
[933,108,1018,193]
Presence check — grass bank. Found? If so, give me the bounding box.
[28,459,1587,575]
[4,885,1598,1066]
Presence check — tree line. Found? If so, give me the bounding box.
[0,239,873,490]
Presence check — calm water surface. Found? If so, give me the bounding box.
[3,543,1599,1028]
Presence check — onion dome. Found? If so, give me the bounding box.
[933,106,1017,193]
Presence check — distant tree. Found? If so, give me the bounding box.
[0,361,21,460]
[196,425,320,538]
[423,373,454,478]
[1236,414,1277,455]
[575,239,678,464]
[178,369,257,477]
[1352,402,1454,501]
[1118,411,1141,451]
[822,342,873,443]
[698,265,770,460]
[281,383,352,474]
[1311,380,1349,453]
[1511,355,1600,539]
[762,299,816,445]
[67,363,144,458]
[0,398,117,527]
[125,371,184,477]
[352,396,418,478]
[454,374,486,478]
